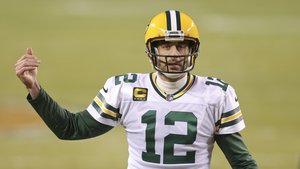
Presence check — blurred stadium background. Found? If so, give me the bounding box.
[1,0,299,168]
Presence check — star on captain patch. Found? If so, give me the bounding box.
[133,87,148,101]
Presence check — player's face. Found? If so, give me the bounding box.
[156,41,190,73]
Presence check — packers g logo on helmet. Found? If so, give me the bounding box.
[144,10,200,73]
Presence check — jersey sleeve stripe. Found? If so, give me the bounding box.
[220,116,243,128]
[97,92,119,113]
[221,111,242,123]
[94,96,118,117]
[92,94,121,120]
[100,111,119,121]
[222,106,241,118]
[91,101,119,121]
[215,106,243,128]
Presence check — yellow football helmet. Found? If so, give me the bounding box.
[145,10,200,73]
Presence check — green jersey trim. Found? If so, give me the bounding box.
[149,72,196,101]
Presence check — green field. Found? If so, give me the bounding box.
[1,0,300,168]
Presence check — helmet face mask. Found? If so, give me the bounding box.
[151,54,194,73]
[147,39,199,73]
[145,10,200,74]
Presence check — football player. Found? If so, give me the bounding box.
[15,10,258,169]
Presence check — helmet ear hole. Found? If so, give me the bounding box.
[151,41,159,48]
[150,45,157,55]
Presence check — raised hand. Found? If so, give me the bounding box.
[15,48,41,99]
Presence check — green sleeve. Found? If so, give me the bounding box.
[215,133,258,169]
[27,88,113,140]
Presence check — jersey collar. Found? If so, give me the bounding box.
[149,72,195,101]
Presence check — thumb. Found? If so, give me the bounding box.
[26,48,33,55]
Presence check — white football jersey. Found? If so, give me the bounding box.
[87,73,245,169]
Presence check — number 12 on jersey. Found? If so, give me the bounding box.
[141,110,197,164]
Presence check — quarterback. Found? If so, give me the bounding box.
[15,10,258,169]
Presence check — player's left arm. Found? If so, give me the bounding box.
[213,81,258,168]
[215,133,258,169]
